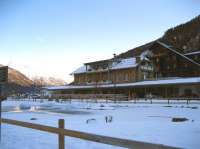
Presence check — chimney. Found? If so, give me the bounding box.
[113,53,117,63]
[113,53,116,59]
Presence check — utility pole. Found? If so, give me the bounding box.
[0,66,8,142]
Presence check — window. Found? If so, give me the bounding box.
[124,74,129,81]
[184,89,192,96]
[143,72,148,80]
[173,64,176,69]
[167,65,170,70]
[116,75,120,82]
[156,58,159,63]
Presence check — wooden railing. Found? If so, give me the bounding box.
[1,118,180,149]
[49,93,128,100]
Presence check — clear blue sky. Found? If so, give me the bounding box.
[0,0,199,82]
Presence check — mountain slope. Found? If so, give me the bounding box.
[0,64,33,94]
[8,67,33,87]
[32,76,66,86]
[0,64,66,95]
[118,15,200,58]
[161,15,200,53]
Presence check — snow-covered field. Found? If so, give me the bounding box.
[1,99,200,149]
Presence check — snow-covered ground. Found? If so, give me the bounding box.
[1,99,200,149]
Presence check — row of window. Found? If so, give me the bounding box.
[75,72,133,83]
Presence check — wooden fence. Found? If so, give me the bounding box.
[7,97,200,105]
[1,118,180,149]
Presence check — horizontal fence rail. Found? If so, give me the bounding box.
[9,97,200,102]
[1,118,180,149]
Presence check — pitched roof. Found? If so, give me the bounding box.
[71,65,87,74]
[155,41,200,67]
[71,41,200,75]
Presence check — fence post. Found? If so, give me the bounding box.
[58,119,65,149]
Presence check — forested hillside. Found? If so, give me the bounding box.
[118,15,200,58]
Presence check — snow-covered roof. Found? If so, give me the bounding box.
[71,57,137,75]
[71,65,87,74]
[46,77,200,90]
[112,57,137,70]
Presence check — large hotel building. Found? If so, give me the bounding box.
[45,41,200,99]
